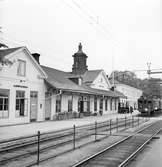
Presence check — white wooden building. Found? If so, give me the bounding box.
[0,47,47,126]
[0,44,125,126]
[42,43,124,120]
[115,82,143,109]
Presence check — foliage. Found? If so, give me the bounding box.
[0,42,13,67]
[0,57,13,66]
[0,43,8,48]
[110,71,162,98]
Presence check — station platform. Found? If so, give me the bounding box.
[0,111,139,141]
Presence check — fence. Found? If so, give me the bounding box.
[0,115,150,166]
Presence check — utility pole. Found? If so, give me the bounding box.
[146,62,162,98]
[147,62,151,79]
[147,62,162,77]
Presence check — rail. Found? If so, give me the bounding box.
[71,120,160,167]
[0,115,150,166]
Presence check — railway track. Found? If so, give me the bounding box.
[72,120,162,167]
[0,116,137,152]
[0,116,146,167]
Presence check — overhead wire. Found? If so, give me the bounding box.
[132,68,162,72]
[70,0,118,44]
[61,0,112,41]
[78,0,120,46]
[63,0,162,77]
[62,0,120,85]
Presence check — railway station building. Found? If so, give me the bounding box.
[0,44,124,126]
[114,80,143,109]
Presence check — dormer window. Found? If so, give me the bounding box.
[17,59,26,76]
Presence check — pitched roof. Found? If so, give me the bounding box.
[82,70,102,83]
[41,65,91,93]
[0,47,47,78]
[42,65,125,97]
[83,86,126,98]
[109,79,142,91]
[109,79,120,85]
[0,47,22,58]
[113,90,127,98]
[42,66,75,83]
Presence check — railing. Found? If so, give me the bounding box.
[0,115,150,166]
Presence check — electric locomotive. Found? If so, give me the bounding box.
[138,95,161,115]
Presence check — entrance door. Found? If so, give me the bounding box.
[80,101,84,113]
[45,97,51,120]
[78,99,84,113]
[30,91,38,122]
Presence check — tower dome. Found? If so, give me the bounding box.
[72,43,88,74]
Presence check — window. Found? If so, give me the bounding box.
[68,95,73,112]
[114,99,117,110]
[105,98,108,111]
[110,98,112,110]
[17,59,26,76]
[138,100,143,104]
[56,95,61,113]
[94,96,97,111]
[16,91,28,117]
[75,62,78,68]
[78,99,80,112]
[0,89,9,119]
[83,97,90,112]
[100,98,103,110]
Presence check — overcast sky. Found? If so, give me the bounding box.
[0,0,162,78]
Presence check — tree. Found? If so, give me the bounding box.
[110,70,140,88]
[0,27,12,67]
[0,27,8,49]
[142,78,162,98]
[0,57,13,66]
[0,43,13,67]
[110,70,162,98]
[0,43,8,48]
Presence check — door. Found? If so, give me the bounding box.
[78,100,84,113]
[30,91,38,122]
[45,97,51,120]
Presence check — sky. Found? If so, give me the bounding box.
[0,0,162,78]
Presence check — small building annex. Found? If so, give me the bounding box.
[0,43,124,126]
[113,80,143,109]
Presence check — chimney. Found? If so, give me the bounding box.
[69,76,83,85]
[32,53,40,64]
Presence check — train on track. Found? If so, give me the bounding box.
[138,95,162,115]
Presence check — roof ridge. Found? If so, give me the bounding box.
[0,47,24,58]
[0,46,23,51]
[41,65,68,74]
[86,69,103,72]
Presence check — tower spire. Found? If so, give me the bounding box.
[78,42,82,52]
[72,43,88,74]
